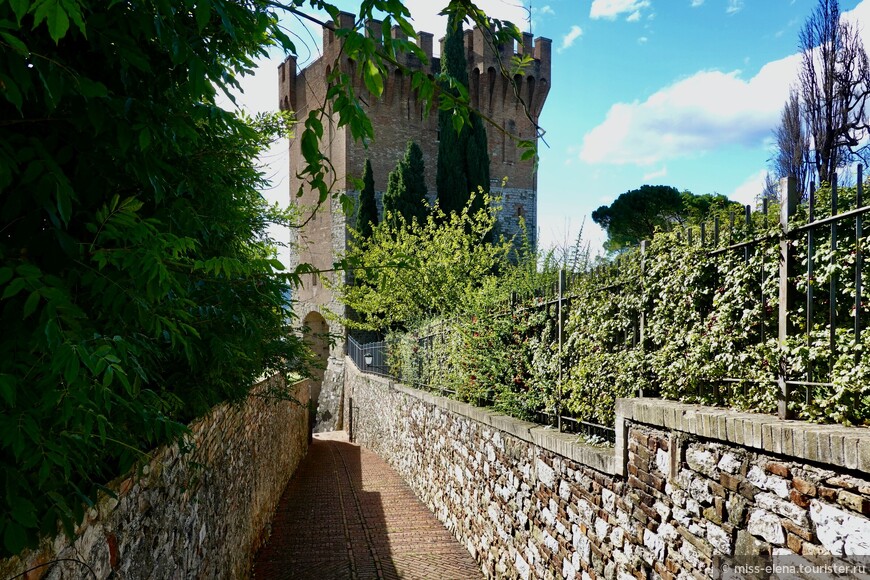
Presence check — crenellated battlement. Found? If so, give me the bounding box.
[278,11,551,121]
[279,9,551,303]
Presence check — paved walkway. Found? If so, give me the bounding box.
[252,432,483,580]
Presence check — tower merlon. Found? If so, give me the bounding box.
[323,11,356,47]
[464,27,551,82]
[278,56,297,112]
[520,33,533,57]
[533,36,552,71]
[390,24,406,41]
[365,19,382,41]
[417,31,434,64]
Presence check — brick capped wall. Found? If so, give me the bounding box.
[344,360,870,579]
[0,376,310,579]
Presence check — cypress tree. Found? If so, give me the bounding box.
[356,159,378,239]
[436,13,490,215]
[465,114,490,214]
[383,169,402,228]
[383,141,429,228]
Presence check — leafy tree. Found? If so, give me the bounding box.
[592,185,683,251]
[593,186,737,251]
[799,0,870,184]
[383,141,429,228]
[592,185,737,251]
[436,14,490,216]
[357,159,378,240]
[0,0,526,556]
[680,191,739,224]
[336,195,509,331]
[0,0,320,555]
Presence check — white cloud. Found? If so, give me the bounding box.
[575,0,870,169]
[590,0,651,21]
[627,10,642,22]
[559,26,583,52]
[691,0,704,6]
[726,0,744,15]
[579,53,801,166]
[400,0,530,54]
[539,5,555,15]
[730,169,768,205]
[643,166,668,180]
[638,36,648,44]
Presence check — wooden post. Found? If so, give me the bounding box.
[778,176,798,419]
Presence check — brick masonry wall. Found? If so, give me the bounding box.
[0,376,310,579]
[344,360,870,579]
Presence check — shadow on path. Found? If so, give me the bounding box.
[252,432,482,580]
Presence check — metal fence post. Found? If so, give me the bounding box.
[639,240,647,398]
[348,396,354,443]
[830,173,839,370]
[778,176,798,419]
[856,165,864,352]
[557,269,566,432]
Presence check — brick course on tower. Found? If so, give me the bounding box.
[278,12,551,431]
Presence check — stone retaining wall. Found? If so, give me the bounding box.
[1,376,310,579]
[344,359,870,579]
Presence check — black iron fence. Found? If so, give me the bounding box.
[345,171,870,442]
[347,336,389,377]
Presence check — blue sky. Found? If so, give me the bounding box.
[232,0,870,254]
[533,0,866,251]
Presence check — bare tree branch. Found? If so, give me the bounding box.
[799,0,870,185]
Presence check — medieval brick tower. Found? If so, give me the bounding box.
[278,12,551,431]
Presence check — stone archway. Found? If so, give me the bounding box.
[302,311,330,424]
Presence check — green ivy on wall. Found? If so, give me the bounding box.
[389,183,870,430]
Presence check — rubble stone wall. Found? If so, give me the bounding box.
[0,376,310,580]
[345,360,870,579]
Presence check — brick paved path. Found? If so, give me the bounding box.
[252,432,483,580]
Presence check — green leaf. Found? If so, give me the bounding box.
[60,0,85,36]
[63,350,80,384]
[76,77,107,98]
[0,31,28,56]
[0,72,23,111]
[363,60,383,98]
[0,267,12,286]
[57,188,72,225]
[33,0,70,44]
[12,499,37,528]
[452,112,464,134]
[102,365,114,387]
[22,291,40,319]
[0,374,15,406]
[139,128,151,151]
[195,0,211,31]
[9,0,29,23]
[1,277,26,299]
[4,521,26,553]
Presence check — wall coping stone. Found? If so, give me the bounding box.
[346,359,870,479]
[345,358,616,475]
[616,398,870,476]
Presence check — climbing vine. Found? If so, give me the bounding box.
[389,183,870,430]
